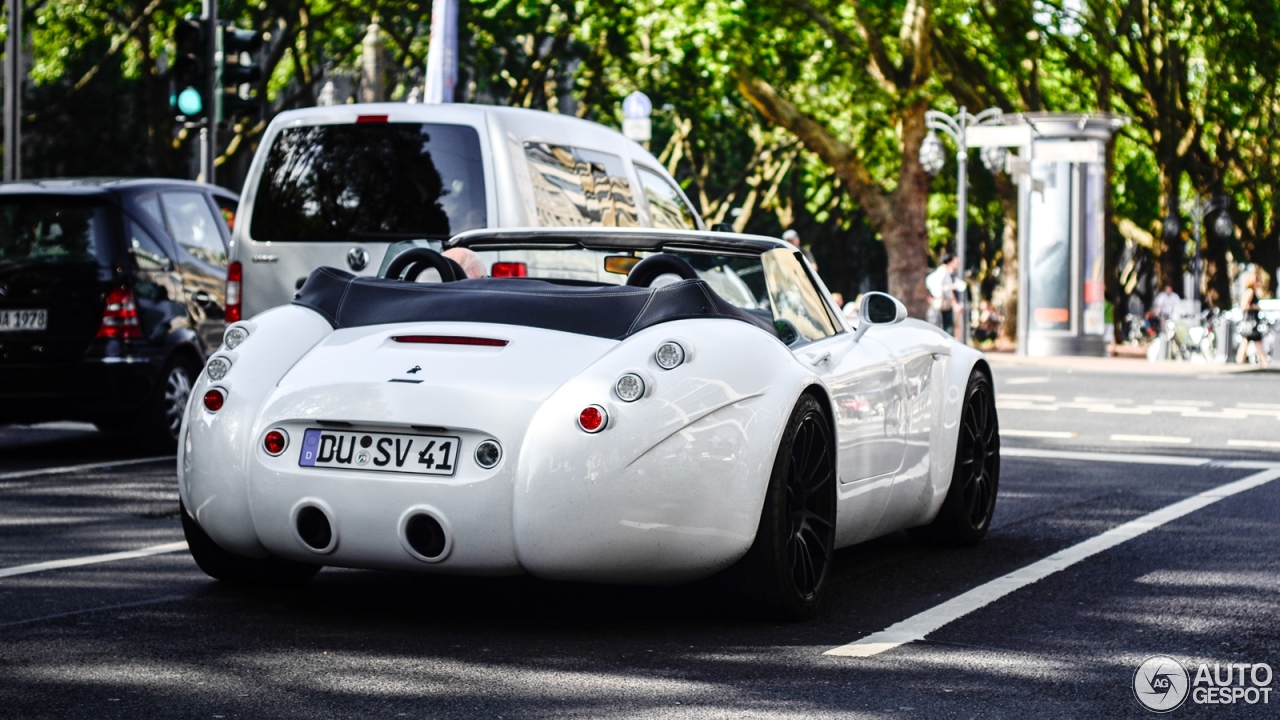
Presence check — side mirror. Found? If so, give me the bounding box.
[852,292,907,342]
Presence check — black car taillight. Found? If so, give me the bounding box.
[97,287,142,339]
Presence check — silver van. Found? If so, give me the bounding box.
[230,103,704,319]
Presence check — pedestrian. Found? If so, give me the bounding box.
[1153,284,1180,320]
[926,252,964,340]
[1236,274,1269,368]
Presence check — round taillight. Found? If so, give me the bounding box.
[263,429,288,456]
[578,405,607,433]
[202,389,225,412]
[206,356,232,381]
[223,326,249,350]
[655,341,685,370]
[615,373,645,402]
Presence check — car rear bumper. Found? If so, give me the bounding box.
[0,354,165,423]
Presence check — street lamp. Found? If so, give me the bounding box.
[1185,196,1232,304]
[920,107,1005,344]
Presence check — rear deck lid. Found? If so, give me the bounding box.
[0,197,116,364]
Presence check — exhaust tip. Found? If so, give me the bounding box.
[295,505,335,553]
[399,507,452,562]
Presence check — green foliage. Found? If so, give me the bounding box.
[9,0,1280,298]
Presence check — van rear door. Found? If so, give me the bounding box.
[240,120,488,318]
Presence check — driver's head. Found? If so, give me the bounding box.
[443,247,487,279]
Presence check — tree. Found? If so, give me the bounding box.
[727,0,938,315]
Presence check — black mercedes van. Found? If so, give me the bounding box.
[0,179,238,451]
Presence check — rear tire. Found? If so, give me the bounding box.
[730,394,836,620]
[910,369,1000,546]
[181,501,321,585]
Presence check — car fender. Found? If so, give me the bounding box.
[511,318,812,584]
[178,305,333,557]
[917,344,992,526]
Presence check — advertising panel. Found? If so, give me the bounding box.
[1027,160,1073,332]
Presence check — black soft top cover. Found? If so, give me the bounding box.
[292,267,775,340]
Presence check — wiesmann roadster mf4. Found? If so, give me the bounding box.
[178,228,1000,619]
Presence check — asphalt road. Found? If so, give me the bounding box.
[1,362,1278,718]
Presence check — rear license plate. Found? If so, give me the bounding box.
[298,428,460,476]
[0,309,48,332]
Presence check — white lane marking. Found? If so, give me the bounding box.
[1001,430,1077,439]
[1075,396,1133,404]
[1152,399,1214,407]
[0,594,186,630]
[1237,402,1280,410]
[1111,434,1192,444]
[825,467,1280,658]
[0,541,188,580]
[998,394,1056,402]
[0,456,173,482]
[1228,439,1280,450]
[1004,377,1050,385]
[1002,447,1210,466]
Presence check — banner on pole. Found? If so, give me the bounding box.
[423,0,457,104]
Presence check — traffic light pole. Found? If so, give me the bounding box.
[200,0,217,184]
[4,0,21,181]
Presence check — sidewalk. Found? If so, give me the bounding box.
[982,348,1270,375]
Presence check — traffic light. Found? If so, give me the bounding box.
[172,16,209,121]
[218,24,264,123]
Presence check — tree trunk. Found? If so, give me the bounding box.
[887,100,933,317]
[735,75,934,317]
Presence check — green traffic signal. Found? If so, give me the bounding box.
[177,87,203,116]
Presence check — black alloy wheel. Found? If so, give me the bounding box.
[785,402,836,599]
[912,369,1000,546]
[142,357,199,453]
[732,394,836,620]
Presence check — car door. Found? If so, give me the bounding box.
[159,190,229,352]
[758,248,907,546]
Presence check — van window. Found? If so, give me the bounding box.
[523,143,638,228]
[636,166,697,229]
[250,123,486,242]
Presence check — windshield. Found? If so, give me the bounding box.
[461,246,839,345]
[0,200,111,267]
[250,122,487,242]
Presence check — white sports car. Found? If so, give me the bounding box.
[178,228,999,618]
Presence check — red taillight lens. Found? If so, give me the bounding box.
[97,286,143,339]
[491,262,527,278]
[578,405,607,433]
[263,429,288,456]
[226,261,242,323]
[203,389,225,412]
[356,115,389,124]
[392,335,509,347]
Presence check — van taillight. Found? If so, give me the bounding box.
[491,262,527,278]
[226,261,242,323]
[97,287,143,339]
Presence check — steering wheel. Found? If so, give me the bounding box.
[625,253,699,287]
[383,248,465,283]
